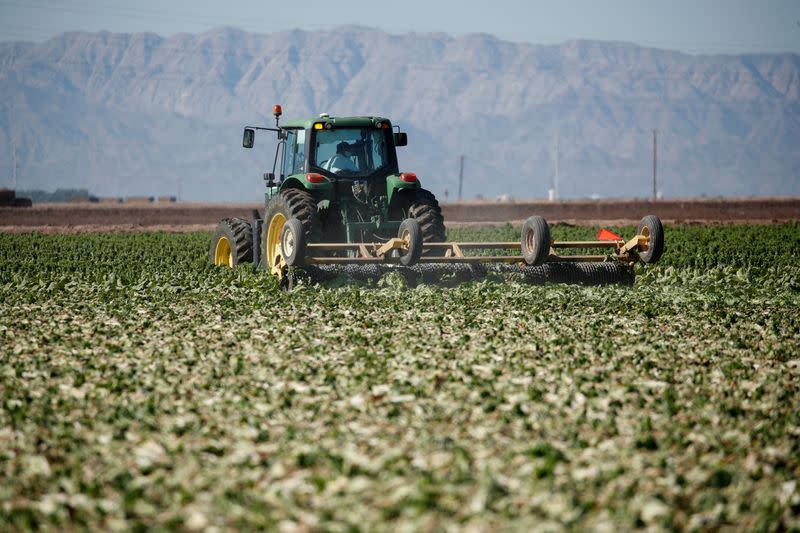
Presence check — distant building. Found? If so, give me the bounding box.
[98,197,124,204]
[125,196,155,204]
[0,189,33,207]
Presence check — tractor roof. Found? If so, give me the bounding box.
[281,115,392,130]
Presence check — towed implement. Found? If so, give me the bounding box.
[211,105,664,288]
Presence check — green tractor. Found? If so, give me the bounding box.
[210,105,445,279]
[211,105,664,287]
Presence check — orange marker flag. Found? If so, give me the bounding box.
[597,228,622,241]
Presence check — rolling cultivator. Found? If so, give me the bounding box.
[210,105,664,288]
[271,214,663,288]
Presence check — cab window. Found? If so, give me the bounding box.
[312,128,389,177]
[281,129,306,177]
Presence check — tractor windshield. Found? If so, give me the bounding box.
[312,128,390,177]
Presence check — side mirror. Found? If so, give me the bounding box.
[394,132,408,147]
[243,128,255,148]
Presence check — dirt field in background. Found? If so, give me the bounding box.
[1,198,798,234]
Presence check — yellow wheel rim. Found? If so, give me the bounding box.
[400,228,411,254]
[640,225,650,252]
[525,227,535,253]
[214,236,233,267]
[266,213,287,277]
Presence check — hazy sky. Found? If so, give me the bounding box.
[0,0,799,54]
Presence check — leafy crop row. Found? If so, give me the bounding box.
[1,224,798,530]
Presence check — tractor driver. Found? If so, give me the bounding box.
[325,141,359,175]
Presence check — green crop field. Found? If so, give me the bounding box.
[1,224,799,531]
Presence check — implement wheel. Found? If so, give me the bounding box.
[210,218,252,267]
[398,218,423,266]
[263,189,322,277]
[637,215,665,264]
[521,216,551,266]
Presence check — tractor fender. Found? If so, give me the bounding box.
[281,174,333,199]
[386,174,421,206]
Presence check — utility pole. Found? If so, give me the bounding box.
[457,155,464,201]
[554,131,560,200]
[652,129,658,201]
[9,67,18,191]
[11,139,17,190]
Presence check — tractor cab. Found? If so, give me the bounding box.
[242,108,408,186]
[283,115,404,183]
[311,126,389,177]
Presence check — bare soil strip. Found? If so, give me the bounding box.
[1,198,797,234]
[441,197,800,224]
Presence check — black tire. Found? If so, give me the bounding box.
[637,215,665,264]
[281,218,307,267]
[263,188,322,271]
[210,217,253,267]
[398,218,423,266]
[521,216,551,266]
[407,189,446,245]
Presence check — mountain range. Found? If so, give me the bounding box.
[1,26,798,201]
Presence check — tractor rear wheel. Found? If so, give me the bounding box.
[263,189,322,276]
[407,189,446,252]
[210,218,253,267]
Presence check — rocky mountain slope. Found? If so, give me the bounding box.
[1,26,798,201]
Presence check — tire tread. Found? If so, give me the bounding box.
[209,217,253,265]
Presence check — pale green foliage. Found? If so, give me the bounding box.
[1,225,799,530]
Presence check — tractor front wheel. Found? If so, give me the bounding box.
[210,218,253,267]
[263,189,322,277]
[281,218,307,267]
